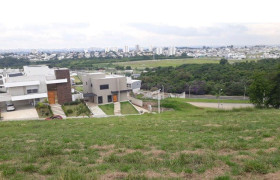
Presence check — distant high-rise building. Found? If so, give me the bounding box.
[168,46,176,56]
[105,47,110,53]
[149,46,153,52]
[156,47,163,55]
[124,46,129,53]
[135,44,141,52]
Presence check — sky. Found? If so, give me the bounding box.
[0,0,280,49]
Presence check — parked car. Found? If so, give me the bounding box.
[6,102,15,112]
[45,115,63,120]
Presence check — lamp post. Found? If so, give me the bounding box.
[243,85,246,100]
[158,89,161,114]
[188,85,191,98]
[162,85,165,100]
[218,89,223,109]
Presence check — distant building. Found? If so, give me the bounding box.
[126,77,141,93]
[123,46,129,53]
[156,47,163,55]
[168,46,176,56]
[135,44,141,52]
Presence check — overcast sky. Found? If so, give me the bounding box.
[0,0,280,49]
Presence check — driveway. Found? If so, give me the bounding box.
[1,105,39,121]
[188,102,254,110]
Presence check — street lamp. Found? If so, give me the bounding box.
[188,85,191,98]
[162,85,165,100]
[158,89,161,114]
[218,89,223,109]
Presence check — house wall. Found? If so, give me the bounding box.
[55,69,72,105]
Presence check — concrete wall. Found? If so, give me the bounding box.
[72,93,83,101]
[128,96,143,107]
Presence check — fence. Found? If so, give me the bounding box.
[72,93,84,101]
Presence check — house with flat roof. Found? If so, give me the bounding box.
[82,72,129,104]
[0,65,72,106]
[126,77,141,93]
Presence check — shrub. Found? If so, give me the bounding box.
[67,109,73,114]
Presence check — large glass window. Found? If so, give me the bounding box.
[27,89,38,94]
[100,84,109,90]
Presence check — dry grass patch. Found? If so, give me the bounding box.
[203,124,222,127]
[262,136,275,142]
[100,172,128,180]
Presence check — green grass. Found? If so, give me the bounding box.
[71,76,82,84]
[74,86,83,92]
[112,58,259,69]
[120,101,139,114]
[185,98,251,104]
[99,103,114,115]
[0,98,279,179]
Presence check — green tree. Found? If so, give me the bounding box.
[248,72,271,107]
[219,58,229,65]
[266,67,280,108]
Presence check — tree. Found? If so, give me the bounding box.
[220,58,229,65]
[266,67,280,108]
[125,66,132,70]
[248,72,271,107]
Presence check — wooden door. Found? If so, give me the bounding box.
[113,94,118,102]
[48,91,56,104]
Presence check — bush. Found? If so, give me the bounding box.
[67,109,73,114]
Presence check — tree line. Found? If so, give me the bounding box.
[140,59,280,97]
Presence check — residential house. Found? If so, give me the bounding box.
[0,65,72,107]
[82,72,129,104]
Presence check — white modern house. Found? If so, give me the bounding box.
[0,65,72,107]
[126,77,141,93]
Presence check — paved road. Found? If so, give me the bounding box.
[188,102,254,110]
[1,105,39,121]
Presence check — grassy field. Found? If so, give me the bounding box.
[0,98,280,179]
[99,104,115,115]
[120,101,139,114]
[112,58,258,69]
[185,98,251,104]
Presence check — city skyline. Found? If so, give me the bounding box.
[0,0,280,49]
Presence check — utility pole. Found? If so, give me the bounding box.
[158,89,161,114]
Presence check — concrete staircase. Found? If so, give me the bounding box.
[86,102,107,117]
[114,102,121,115]
[50,104,66,119]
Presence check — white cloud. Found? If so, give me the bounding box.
[0,0,280,48]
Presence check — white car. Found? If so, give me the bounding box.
[6,102,15,111]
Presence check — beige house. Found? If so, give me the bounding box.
[82,73,129,104]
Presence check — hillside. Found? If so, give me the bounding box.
[0,99,280,179]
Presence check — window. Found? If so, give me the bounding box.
[98,96,103,104]
[100,84,109,90]
[91,83,92,87]
[108,95,112,103]
[27,89,38,94]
